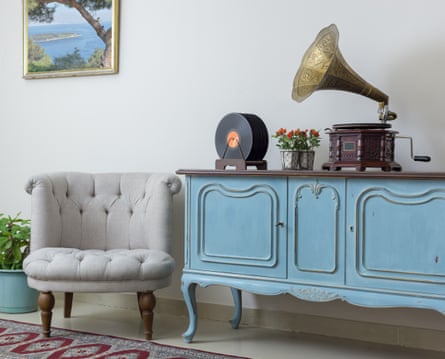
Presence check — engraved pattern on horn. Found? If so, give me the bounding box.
[292,24,389,106]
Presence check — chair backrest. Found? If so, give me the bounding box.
[25,172,181,253]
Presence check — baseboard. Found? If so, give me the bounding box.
[70,293,445,352]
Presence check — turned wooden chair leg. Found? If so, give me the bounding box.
[64,292,73,318]
[137,292,142,317]
[38,291,55,337]
[138,291,156,340]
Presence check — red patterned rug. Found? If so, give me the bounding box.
[0,319,249,359]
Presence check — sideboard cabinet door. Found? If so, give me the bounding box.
[187,176,287,278]
[346,179,445,295]
[288,178,346,285]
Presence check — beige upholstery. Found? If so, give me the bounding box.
[23,172,181,339]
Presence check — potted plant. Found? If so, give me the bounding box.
[0,212,38,313]
[272,128,321,170]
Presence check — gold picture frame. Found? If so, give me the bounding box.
[23,0,119,79]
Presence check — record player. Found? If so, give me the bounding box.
[292,24,430,171]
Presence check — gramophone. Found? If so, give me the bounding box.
[292,24,430,171]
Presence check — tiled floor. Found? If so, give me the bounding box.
[1,300,444,359]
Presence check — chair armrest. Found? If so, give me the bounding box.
[25,175,63,251]
[142,174,181,253]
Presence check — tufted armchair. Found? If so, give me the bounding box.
[23,172,181,340]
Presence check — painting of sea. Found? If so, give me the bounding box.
[23,0,119,79]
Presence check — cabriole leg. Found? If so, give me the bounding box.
[230,287,242,329]
[181,280,197,343]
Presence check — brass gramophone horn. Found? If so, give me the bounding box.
[292,24,396,122]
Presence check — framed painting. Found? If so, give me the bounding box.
[23,0,119,79]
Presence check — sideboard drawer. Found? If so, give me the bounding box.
[188,176,287,278]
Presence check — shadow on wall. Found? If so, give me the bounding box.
[387,42,445,171]
[166,180,186,298]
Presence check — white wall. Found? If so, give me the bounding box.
[2,0,445,332]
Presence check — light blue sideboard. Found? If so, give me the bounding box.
[177,169,445,343]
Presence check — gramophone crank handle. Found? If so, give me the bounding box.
[396,136,431,162]
[413,155,431,162]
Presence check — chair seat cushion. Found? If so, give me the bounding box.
[23,248,175,282]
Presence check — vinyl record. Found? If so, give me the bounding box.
[215,113,269,161]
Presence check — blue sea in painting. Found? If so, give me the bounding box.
[28,22,111,61]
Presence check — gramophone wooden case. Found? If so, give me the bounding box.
[322,123,401,171]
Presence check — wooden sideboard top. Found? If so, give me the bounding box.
[176,169,445,180]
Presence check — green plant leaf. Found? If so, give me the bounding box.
[0,212,31,270]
